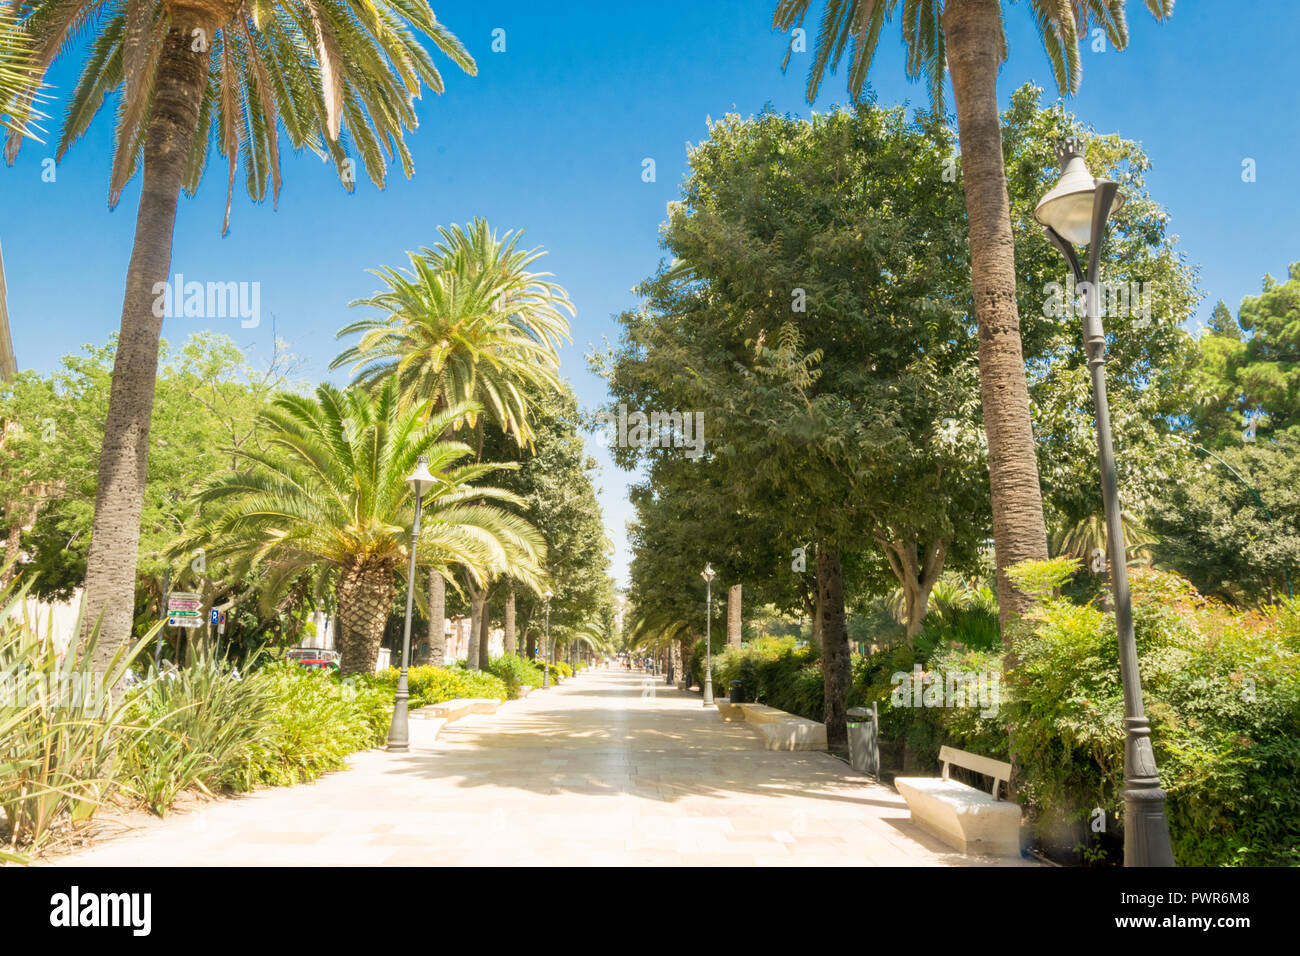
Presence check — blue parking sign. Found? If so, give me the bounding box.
[210,608,219,626]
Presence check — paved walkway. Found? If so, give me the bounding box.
[50,668,1037,866]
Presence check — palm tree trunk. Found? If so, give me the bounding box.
[726,583,741,646]
[816,546,850,754]
[337,560,397,676]
[467,588,484,669]
[503,587,516,655]
[477,600,491,670]
[944,0,1050,633]
[524,625,536,659]
[82,19,212,668]
[427,568,445,665]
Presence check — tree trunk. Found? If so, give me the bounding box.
[817,546,850,754]
[467,588,484,670]
[810,575,823,654]
[727,583,742,647]
[427,568,445,666]
[478,600,491,670]
[881,538,949,643]
[504,587,516,655]
[524,625,536,660]
[82,19,213,668]
[944,0,1050,634]
[337,560,397,676]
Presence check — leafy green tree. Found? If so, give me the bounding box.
[8,0,476,668]
[183,380,545,674]
[770,0,1175,628]
[476,386,612,664]
[0,333,289,606]
[1148,440,1300,606]
[603,104,983,748]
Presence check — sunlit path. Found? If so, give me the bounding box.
[49,669,1039,867]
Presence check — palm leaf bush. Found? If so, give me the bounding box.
[182,378,546,674]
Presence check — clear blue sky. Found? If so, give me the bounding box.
[2,1,1296,585]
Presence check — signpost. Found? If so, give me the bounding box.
[167,592,203,629]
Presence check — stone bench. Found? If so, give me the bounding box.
[714,698,745,721]
[894,746,1021,857]
[411,697,502,724]
[728,702,827,751]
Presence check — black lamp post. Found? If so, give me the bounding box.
[386,455,436,753]
[1034,140,1174,867]
[701,564,715,706]
[541,589,553,689]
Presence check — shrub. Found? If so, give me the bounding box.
[999,562,1300,866]
[1,592,146,854]
[488,654,545,698]
[367,665,508,707]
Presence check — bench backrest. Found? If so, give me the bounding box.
[939,745,1012,800]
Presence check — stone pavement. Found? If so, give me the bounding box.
[49,668,1039,866]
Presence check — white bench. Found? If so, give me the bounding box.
[410,697,502,739]
[895,746,1021,857]
[730,702,827,751]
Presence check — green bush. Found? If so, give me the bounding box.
[123,661,393,813]
[488,654,545,698]
[1011,566,1300,865]
[367,665,508,707]
[228,665,390,790]
[710,636,822,720]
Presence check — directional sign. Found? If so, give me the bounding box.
[167,592,202,613]
[168,615,202,629]
[168,609,202,618]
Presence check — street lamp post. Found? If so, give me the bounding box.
[1035,140,1174,866]
[541,589,553,689]
[701,564,715,707]
[386,455,437,753]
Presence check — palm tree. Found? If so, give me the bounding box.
[1052,511,1154,570]
[333,219,574,665]
[8,0,476,668]
[771,0,1173,629]
[333,218,574,445]
[181,380,545,675]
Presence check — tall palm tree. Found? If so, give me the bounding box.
[333,218,574,445]
[181,380,545,674]
[771,0,1173,629]
[333,219,574,665]
[8,0,476,669]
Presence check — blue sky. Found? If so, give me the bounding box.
[2,0,1297,585]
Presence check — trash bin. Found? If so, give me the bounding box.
[846,703,879,776]
[729,680,745,704]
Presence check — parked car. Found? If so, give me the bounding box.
[286,647,340,672]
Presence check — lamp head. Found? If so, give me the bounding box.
[701,564,715,583]
[1033,139,1125,245]
[544,589,554,602]
[405,455,436,497]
